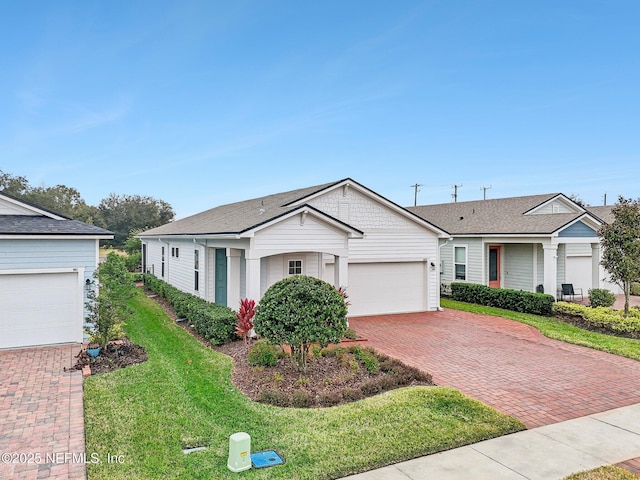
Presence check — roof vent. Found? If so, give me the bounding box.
[259,208,265,215]
[459,216,464,220]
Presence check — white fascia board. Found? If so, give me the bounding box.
[0,267,82,275]
[552,213,602,233]
[285,179,450,238]
[239,206,364,239]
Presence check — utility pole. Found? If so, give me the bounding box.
[480,185,492,200]
[452,183,463,203]
[603,192,607,206]
[410,183,423,207]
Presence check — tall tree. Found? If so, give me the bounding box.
[25,185,104,225]
[599,196,640,317]
[99,193,175,247]
[0,170,30,196]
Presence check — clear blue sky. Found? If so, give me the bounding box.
[1,1,638,218]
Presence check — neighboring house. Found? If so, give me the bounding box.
[0,193,113,349]
[408,193,612,298]
[138,178,449,316]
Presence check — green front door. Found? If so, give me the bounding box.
[215,249,227,306]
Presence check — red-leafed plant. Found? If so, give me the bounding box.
[235,298,256,345]
[337,286,351,307]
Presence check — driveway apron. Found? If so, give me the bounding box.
[350,311,640,428]
[0,344,86,480]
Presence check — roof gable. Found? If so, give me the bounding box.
[0,194,66,219]
[524,194,585,215]
[557,218,598,238]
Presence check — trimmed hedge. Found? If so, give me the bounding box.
[553,301,640,338]
[143,274,236,345]
[450,282,555,316]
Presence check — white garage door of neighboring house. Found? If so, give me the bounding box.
[348,262,426,316]
[0,271,82,349]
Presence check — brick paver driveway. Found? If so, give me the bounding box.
[0,345,86,480]
[350,311,640,428]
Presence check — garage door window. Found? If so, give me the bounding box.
[454,246,467,281]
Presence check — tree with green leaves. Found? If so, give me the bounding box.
[99,193,175,247]
[254,276,348,372]
[599,196,640,317]
[85,253,136,348]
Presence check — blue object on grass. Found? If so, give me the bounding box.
[250,450,284,468]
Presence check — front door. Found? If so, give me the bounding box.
[215,249,227,306]
[489,246,501,288]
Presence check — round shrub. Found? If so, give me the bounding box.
[254,276,348,372]
[248,340,284,367]
[589,288,616,308]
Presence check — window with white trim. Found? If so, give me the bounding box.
[454,246,467,281]
[194,249,200,291]
[288,259,303,276]
[161,247,165,277]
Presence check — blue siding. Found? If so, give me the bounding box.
[558,221,597,237]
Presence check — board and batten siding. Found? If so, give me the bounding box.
[0,238,98,283]
[502,244,534,291]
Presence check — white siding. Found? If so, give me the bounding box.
[0,198,39,215]
[503,244,534,291]
[530,200,578,215]
[308,187,419,230]
[253,215,348,255]
[263,253,321,293]
[349,230,436,261]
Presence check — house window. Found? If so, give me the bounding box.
[161,247,165,277]
[194,250,200,291]
[454,246,467,281]
[171,247,180,258]
[288,259,303,276]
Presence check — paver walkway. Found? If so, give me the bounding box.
[350,310,640,428]
[0,344,86,480]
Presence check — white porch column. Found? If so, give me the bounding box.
[543,243,558,298]
[246,256,261,301]
[591,243,600,290]
[227,248,242,308]
[334,254,348,289]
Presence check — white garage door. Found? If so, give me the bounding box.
[348,262,426,316]
[0,272,82,349]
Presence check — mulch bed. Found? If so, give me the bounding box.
[73,339,148,375]
[145,288,435,408]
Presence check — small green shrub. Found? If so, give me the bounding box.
[341,388,363,401]
[257,389,286,407]
[319,392,342,407]
[291,390,312,408]
[553,301,640,338]
[588,288,616,308]
[248,340,284,367]
[353,346,379,374]
[451,282,554,316]
[344,328,357,340]
[631,282,640,296]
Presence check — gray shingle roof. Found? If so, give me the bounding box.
[408,193,597,235]
[586,205,614,224]
[139,180,343,236]
[0,215,113,236]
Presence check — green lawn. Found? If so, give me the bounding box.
[84,291,524,480]
[441,299,640,361]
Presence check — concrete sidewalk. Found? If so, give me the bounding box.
[341,403,640,480]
